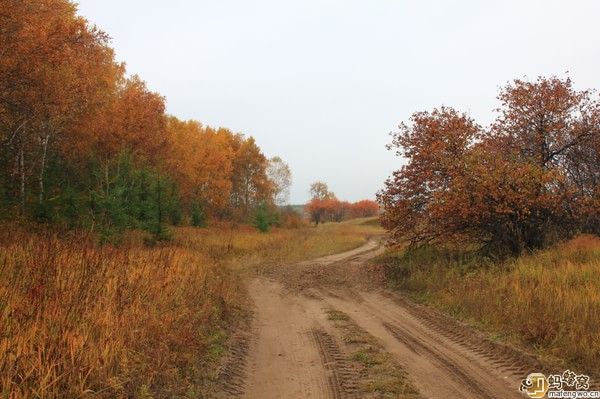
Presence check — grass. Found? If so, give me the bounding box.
[0,226,238,398]
[376,234,600,375]
[326,309,422,398]
[0,219,377,398]
[169,218,383,271]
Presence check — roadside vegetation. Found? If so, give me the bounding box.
[378,77,600,257]
[377,235,600,375]
[0,3,383,397]
[377,76,600,376]
[0,220,378,398]
[0,0,297,240]
[173,218,382,270]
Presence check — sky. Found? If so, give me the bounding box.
[75,0,600,204]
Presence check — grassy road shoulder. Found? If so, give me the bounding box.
[375,235,600,377]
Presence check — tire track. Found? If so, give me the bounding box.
[216,239,540,398]
[217,330,251,397]
[384,292,544,379]
[383,322,496,399]
[324,292,524,398]
[311,329,359,399]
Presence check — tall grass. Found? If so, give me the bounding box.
[0,227,238,398]
[0,219,379,398]
[378,235,600,374]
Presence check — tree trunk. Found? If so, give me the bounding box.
[38,133,51,204]
[156,171,163,239]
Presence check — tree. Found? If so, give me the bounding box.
[0,0,293,235]
[0,0,121,214]
[164,118,233,218]
[350,200,379,218]
[229,135,273,221]
[309,181,334,200]
[493,77,598,170]
[305,198,328,225]
[252,201,278,232]
[267,156,292,206]
[378,107,480,247]
[378,78,600,256]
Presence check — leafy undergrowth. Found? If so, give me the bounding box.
[376,235,600,376]
[326,310,422,398]
[0,220,378,398]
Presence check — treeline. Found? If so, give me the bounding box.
[0,0,289,238]
[305,181,379,224]
[378,77,600,256]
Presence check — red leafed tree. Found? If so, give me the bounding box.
[378,78,600,256]
[306,181,380,224]
[350,200,379,218]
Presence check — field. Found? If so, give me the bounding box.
[376,235,600,375]
[0,220,379,398]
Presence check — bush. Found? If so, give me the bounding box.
[253,202,275,232]
[191,202,207,227]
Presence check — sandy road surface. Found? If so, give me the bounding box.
[217,239,539,399]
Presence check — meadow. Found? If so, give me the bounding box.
[0,220,379,398]
[377,235,600,375]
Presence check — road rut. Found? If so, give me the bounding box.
[219,240,536,398]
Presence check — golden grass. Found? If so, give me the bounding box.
[378,234,600,374]
[170,218,383,270]
[0,227,237,398]
[0,219,379,398]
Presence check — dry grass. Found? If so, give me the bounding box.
[0,219,378,398]
[377,234,600,375]
[170,218,383,270]
[0,226,238,398]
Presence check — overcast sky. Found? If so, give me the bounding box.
[75,0,600,204]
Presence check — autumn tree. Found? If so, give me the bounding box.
[378,107,479,246]
[379,77,600,256]
[164,118,233,218]
[306,181,376,224]
[350,200,379,218]
[267,156,292,206]
[0,0,287,236]
[306,181,333,224]
[305,198,327,225]
[229,135,273,221]
[309,181,334,200]
[0,0,121,214]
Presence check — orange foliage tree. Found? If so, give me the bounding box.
[378,77,600,256]
[164,118,234,217]
[0,0,122,211]
[350,200,379,218]
[228,135,273,221]
[305,182,379,224]
[0,0,285,229]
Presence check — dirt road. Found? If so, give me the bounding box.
[217,240,539,398]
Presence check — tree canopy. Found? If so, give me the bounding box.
[378,77,600,256]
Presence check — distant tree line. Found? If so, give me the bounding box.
[378,77,600,256]
[305,181,379,224]
[0,0,292,239]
